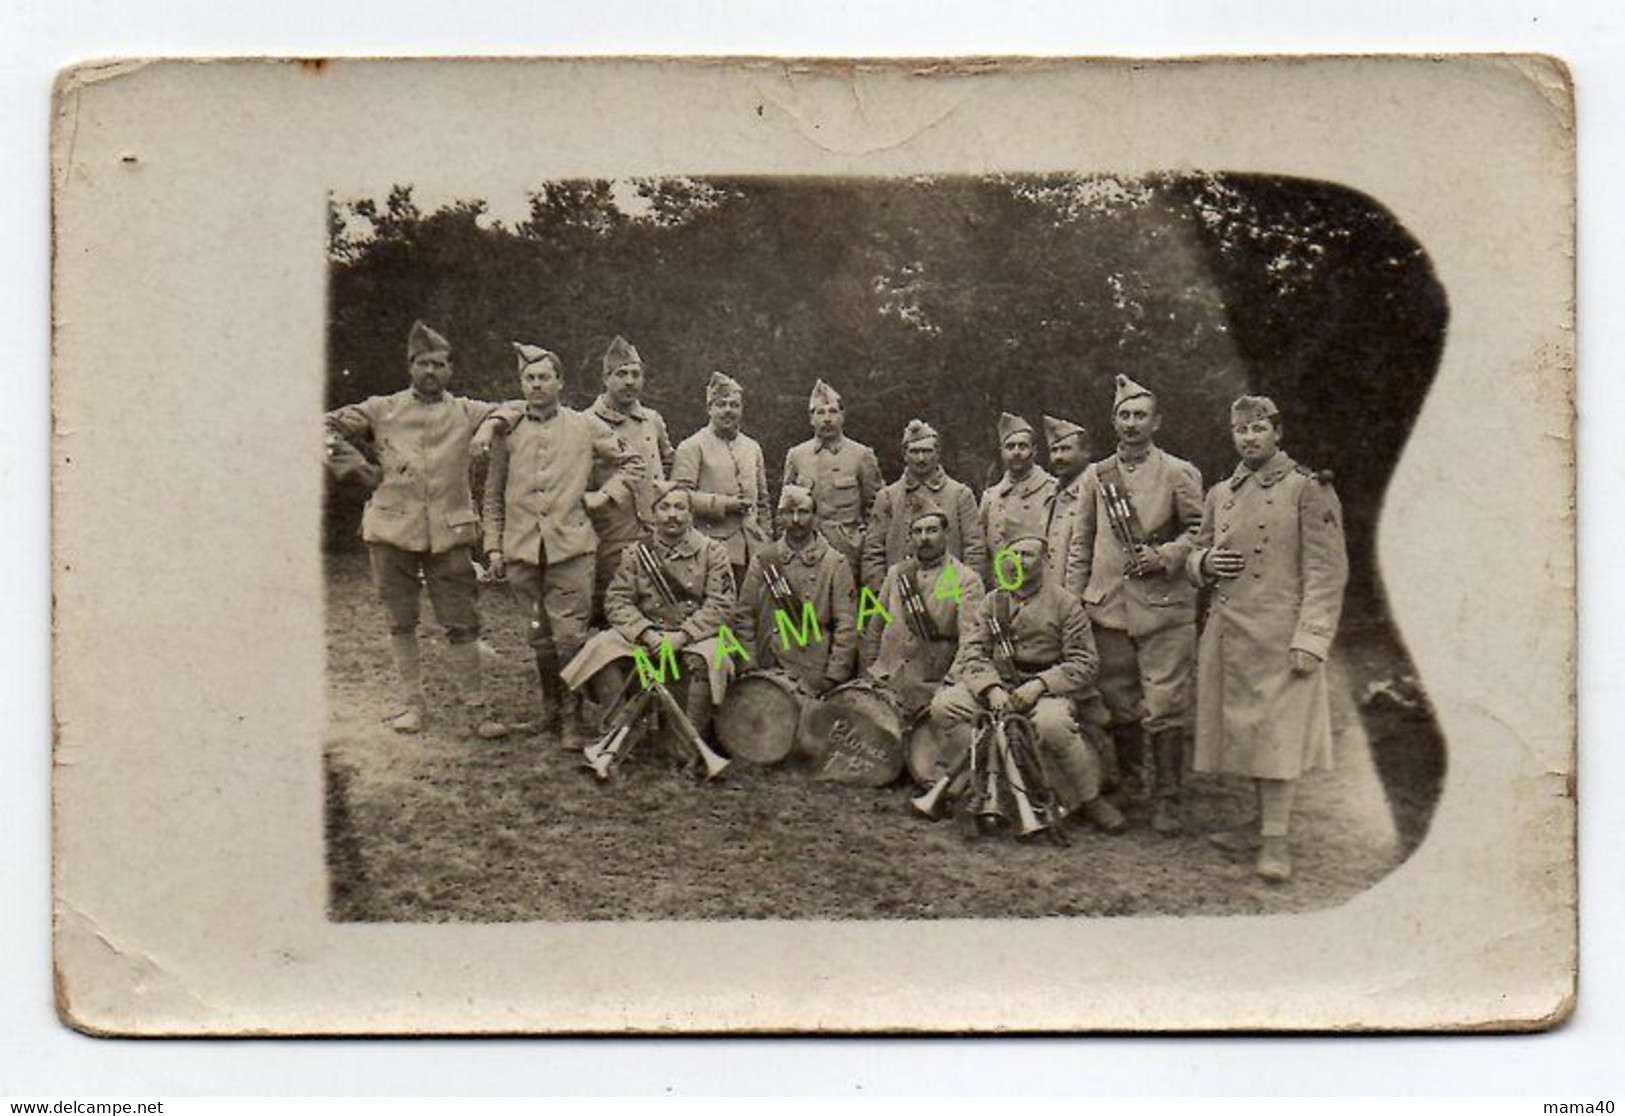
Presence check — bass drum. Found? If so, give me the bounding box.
[801,680,907,787]
[714,669,808,765]
[904,708,967,784]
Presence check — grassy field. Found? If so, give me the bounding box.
[324,551,1439,922]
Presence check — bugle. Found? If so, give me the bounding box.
[649,682,731,781]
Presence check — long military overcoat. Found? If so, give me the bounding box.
[1187,451,1348,780]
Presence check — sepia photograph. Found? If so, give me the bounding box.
[49,55,1575,1035]
[321,171,1445,922]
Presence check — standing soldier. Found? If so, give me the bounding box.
[1188,395,1348,882]
[586,336,675,623]
[672,371,771,591]
[1043,412,1117,782]
[865,508,986,719]
[781,379,884,583]
[929,536,1125,833]
[981,412,1057,558]
[1042,414,1091,580]
[861,419,988,598]
[324,320,511,739]
[481,343,640,737]
[1064,374,1204,834]
[733,484,858,696]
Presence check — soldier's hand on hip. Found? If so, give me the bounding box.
[1128,544,1161,577]
[1289,649,1320,675]
[1205,548,1247,579]
[469,424,497,461]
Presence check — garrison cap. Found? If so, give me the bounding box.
[706,370,744,403]
[1042,414,1087,445]
[602,335,642,375]
[808,379,842,409]
[650,479,689,507]
[901,419,940,448]
[908,505,950,530]
[407,320,452,360]
[1113,373,1154,408]
[1230,394,1281,424]
[512,341,561,373]
[997,412,1035,444]
[777,483,816,511]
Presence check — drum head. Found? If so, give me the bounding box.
[803,682,906,787]
[904,710,966,783]
[715,672,803,765]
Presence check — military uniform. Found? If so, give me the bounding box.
[482,381,639,725]
[733,531,858,692]
[930,577,1108,811]
[588,393,674,612]
[982,468,1058,558]
[1064,375,1204,828]
[1064,445,1205,726]
[1188,450,1348,780]
[862,468,986,596]
[672,425,771,586]
[324,321,506,730]
[597,523,738,734]
[582,336,676,623]
[782,435,883,576]
[865,553,985,717]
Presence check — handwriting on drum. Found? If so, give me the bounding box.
[820,717,892,776]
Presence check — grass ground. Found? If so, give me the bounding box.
[324,551,1440,922]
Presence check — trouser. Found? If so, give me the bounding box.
[929,685,1102,808]
[507,549,595,666]
[1258,778,1298,838]
[369,543,483,710]
[368,543,481,642]
[1094,622,1196,733]
[592,540,632,627]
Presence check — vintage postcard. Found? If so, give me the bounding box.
[51,55,1575,1033]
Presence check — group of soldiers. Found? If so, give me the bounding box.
[326,320,1349,882]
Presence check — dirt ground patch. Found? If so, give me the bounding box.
[324,552,1439,922]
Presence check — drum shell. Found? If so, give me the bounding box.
[904,708,967,784]
[714,670,807,765]
[802,680,906,787]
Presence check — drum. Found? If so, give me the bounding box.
[801,680,907,787]
[714,670,807,765]
[904,708,966,784]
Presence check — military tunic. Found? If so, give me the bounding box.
[1188,451,1348,780]
[733,533,858,690]
[980,467,1058,559]
[588,394,675,549]
[326,388,504,641]
[861,467,988,596]
[1064,444,1204,735]
[327,388,503,554]
[930,578,1105,806]
[1045,471,1087,581]
[482,405,637,663]
[672,426,772,574]
[865,555,985,716]
[781,435,884,574]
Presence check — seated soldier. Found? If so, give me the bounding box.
[864,508,986,719]
[732,484,857,695]
[930,535,1126,834]
[564,481,736,753]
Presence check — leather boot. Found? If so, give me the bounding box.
[449,640,507,740]
[1256,835,1293,882]
[1150,728,1186,836]
[534,651,567,743]
[387,633,427,733]
[1111,722,1147,803]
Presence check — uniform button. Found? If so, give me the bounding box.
[1224,500,1234,509]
